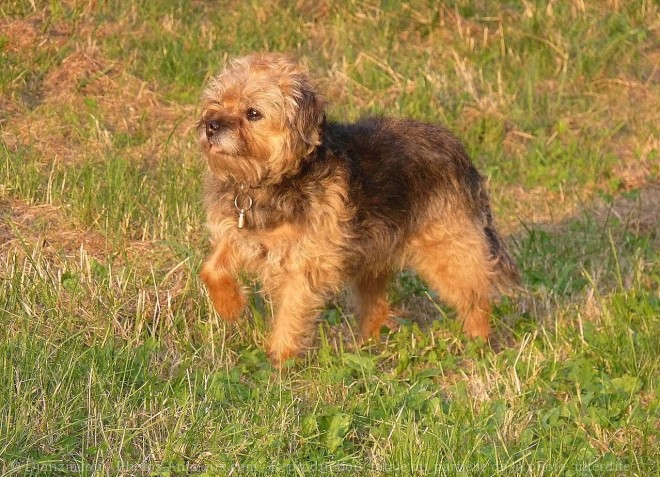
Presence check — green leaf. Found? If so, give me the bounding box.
[416,367,442,380]
[61,271,79,292]
[342,352,375,374]
[301,413,318,437]
[608,375,642,395]
[319,412,352,454]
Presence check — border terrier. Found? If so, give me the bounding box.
[198,53,519,366]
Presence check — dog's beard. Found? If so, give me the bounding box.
[205,149,268,185]
[202,130,304,187]
[207,130,241,155]
[197,125,261,185]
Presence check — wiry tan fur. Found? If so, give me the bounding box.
[197,53,519,366]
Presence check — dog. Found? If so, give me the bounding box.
[197,53,519,367]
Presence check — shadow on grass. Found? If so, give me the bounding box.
[372,183,660,350]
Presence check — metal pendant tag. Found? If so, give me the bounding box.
[234,183,253,230]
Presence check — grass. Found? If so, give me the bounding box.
[1,0,659,475]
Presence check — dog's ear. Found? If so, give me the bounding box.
[288,76,325,151]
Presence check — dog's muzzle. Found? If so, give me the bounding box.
[205,118,230,139]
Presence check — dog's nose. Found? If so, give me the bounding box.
[205,119,226,138]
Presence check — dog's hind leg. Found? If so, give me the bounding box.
[406,219,495,339]
[353,272,393,340]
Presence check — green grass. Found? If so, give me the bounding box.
[1,0,659,475]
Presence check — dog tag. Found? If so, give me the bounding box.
[234,184,253,230]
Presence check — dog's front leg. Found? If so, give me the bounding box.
[267,278,327,367]
[199,240,246,321]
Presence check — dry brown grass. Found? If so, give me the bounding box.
[1,12,194,168]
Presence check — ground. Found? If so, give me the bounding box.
[0,1,658,476]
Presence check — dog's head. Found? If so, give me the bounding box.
[198,53,325,185]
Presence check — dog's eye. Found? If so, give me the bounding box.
[246,108,263,122]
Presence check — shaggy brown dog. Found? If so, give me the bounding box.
[198,53,519,366]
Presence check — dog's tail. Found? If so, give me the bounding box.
[484,223,521,294]
[476,184,521,294]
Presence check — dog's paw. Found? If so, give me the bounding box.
[200,270,246,321]
[267,337,301,368]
